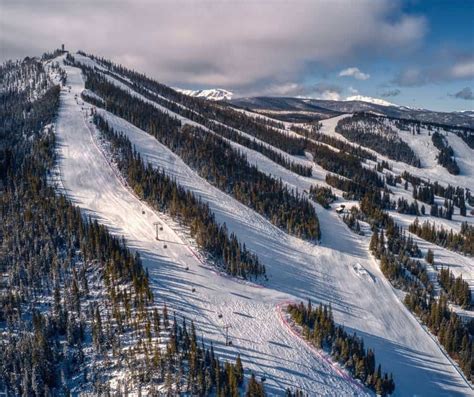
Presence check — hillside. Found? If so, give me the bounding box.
[1,50,473,396]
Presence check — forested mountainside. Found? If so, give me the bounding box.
[0,54,269,396]
[1,49,473,396]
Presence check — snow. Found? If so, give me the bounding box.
[444,132,474,181]
[345,95,400,108]
[51,54,473,396]
[175,87,233,101]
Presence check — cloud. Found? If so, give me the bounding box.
[393,57,474,87]
[451,87,474,100]
[451,61,474,79]
[339,67,370,80]
[381,89,401,97]
[309,83,343,100]
[348,86,359,95]
[392,68,426,86]
[250,82,342,100]
[317,90,341,101]
[0,0,426,91]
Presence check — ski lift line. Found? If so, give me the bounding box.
[77,66,290,389]
[59,64,277,386]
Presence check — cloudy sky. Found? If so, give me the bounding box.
[1,0,473,111]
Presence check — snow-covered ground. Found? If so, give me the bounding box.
[317,113,474,294]
[51,54,473,396]
[318,115,474,191]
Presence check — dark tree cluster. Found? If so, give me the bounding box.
[94,115,265,279]
[342,209,364,235]
[404,293,473,379]
[287,301,395,396]
[370,229,429,291]
[409,218,473,256]
[341,211,361,233]
[309,144,384,192]
[308,185,336,209]
[429,201,454,220]
[454,129,474,149]
[41,48,66,61]
[291,124,376,161]
[335,113,421,167]
[395,197,422,216]
[432,131,460,175]
[384,173,399,187]
[376,160,392,172]
[438,268,472,309]
[285,387,307,397]
[360,191,395,223]
[84,73,321,241]
[412,184,435,205]
[325,174,371,200]
[403,171,468,216]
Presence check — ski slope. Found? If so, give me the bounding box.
[52,54,473,396]
[318,115,474,191]
[317,115,474,291]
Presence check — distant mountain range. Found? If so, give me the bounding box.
[175,88,473,128]
[230,96,474,128]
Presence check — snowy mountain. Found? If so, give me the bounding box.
[176,87,233,101]
[345,94,400,108]
[2,50,474,397]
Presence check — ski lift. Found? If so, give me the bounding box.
[163,244,167,249]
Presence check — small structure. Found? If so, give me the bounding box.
[153,222,162,240]
[223,324,232,346]
[335,204,346,214]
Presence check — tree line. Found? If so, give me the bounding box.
[83,72,321,241]
[432,131,460,175]
[409,218,473,256]
[438,267,471,309]
[93,114,266,279]
[288,301,395,396]
[357,192,473,380]
[335,113,421,167]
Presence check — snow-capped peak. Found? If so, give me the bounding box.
[345,95,399,108]
[175,88,233,101]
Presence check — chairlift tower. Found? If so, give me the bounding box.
[153,222,162,240]
[223,324,232,346]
